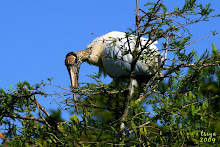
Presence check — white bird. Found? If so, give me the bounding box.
[65,31,162,103]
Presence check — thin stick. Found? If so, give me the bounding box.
[136,0,141,34]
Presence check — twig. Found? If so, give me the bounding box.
[184,32,218,49]
[44,83,71,91]
[137,78,161,102]
[31,95,55,129]
[78,101,112,111]
[11,116,44,123]
[135,0,141,34]
[79,141,125,146]
[46,132,65,145]
[182,95,218,108]
[31,95,51,118]
[130,112,156,121]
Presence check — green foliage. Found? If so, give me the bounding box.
[0,0,220,146]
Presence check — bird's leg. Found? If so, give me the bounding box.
[120,79,139,131]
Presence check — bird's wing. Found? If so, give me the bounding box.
[101,36,162,78]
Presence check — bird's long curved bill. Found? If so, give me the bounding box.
[67,66,79,113]
[68,66,78,89]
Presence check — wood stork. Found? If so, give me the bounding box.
[65,31,162,103]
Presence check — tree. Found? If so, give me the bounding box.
[0,0,219,146]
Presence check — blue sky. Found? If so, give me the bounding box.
[0,0,220,119]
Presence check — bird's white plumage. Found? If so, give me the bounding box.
[86,31,162,80]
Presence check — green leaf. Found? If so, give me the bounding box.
[110,126,118,134]
[70,115,79,124]
[191,104,195,112]
[212,43,218,54]
[131,121,137,133]
[50,135,57,143]
[161,4,167,13]
[72,125,78,133]
[9,85,13,92]
[144,2,155,6]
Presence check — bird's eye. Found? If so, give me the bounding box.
[74,57,78,63]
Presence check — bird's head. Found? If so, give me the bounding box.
[65,52,81,90]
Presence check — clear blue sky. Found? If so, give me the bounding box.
[0,0,219,118]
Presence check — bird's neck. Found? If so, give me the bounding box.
[76,47,91,63]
